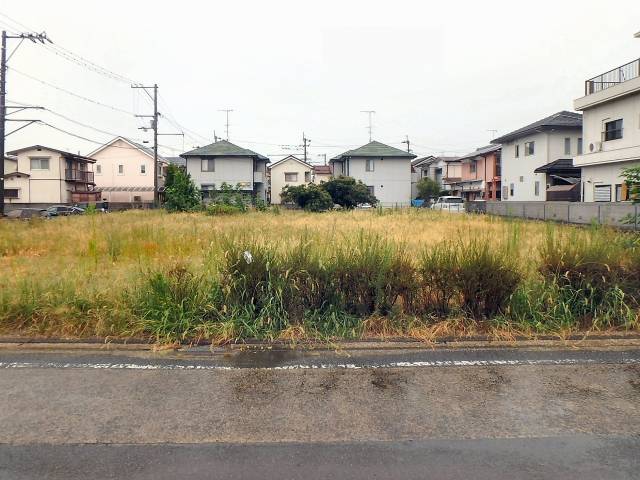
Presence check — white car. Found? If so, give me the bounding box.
[431,196,466,213]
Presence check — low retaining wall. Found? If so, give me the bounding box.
[468,201,639,229]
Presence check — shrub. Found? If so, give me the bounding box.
[254,197,268,212]
[164,164,201,212]
[321,176,377,209]
[281,184,334,212]
[416,177,441,200]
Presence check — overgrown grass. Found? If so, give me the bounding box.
[0,209,638,343]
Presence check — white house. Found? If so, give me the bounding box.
[573,56,640,202]
[412,156,461,197]
[88,137,169,204]
[4,145,101,206]
[181,140,269,202]
[330,141,416,207]
[491,111,583,201]
[268,155,313,204]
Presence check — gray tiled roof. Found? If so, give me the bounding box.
[331,141,417,161]
[491,111,582,144]
[181,140,269,161]
[457,144,501,162]
[166,156,186,167]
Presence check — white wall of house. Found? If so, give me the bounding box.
[347,156,411,207]
[269,157,312,204]
[12,148,67,204]
[574,90,640,201]
[313,172,332,184]
[92,139,163,203]
[581,162,639,202]
[501,130,582,201]
[186,156,268,201]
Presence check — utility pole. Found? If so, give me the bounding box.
[132,83,182,208]
[360,110,376,142]
[401,135,412,153]
[218,109,233,140]
[302,132,311,162]
[1,30,51,217]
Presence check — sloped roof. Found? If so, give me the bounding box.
[491,111,582,144]
[181,140,269,161]
[268,155,312,170]
[458,144,501,162]
[534,158,580,174]
[331,141,417,161]
[7,145,96,163]
[166,156,186,167]
[87,137,169,163]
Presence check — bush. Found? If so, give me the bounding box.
[164,164,201,212]
[416,177,441,200]
[281,184,334,212]
[321,176,377,209]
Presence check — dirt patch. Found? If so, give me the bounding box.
[370,370,407,394]
[299,370,345,394]
[233,370,279,400]
[468,367,512,392]
[623,364,640,392]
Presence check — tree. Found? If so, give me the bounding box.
[163,164,201,212]
[416,177,441,200]
[621,166,640,203]
[320,176,377,209]
[281,183,334,212]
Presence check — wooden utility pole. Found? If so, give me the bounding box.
[302,132,311,162]
[402,135,411,153]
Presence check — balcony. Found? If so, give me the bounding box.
[65,169,95,184]
[585,58,640,95]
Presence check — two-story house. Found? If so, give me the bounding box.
[330,141,416,207]
[491,111,583,201]
[456,145,502,201]
[574,56,640,202]
[4,145,101,206]
[181,140,269,202]
[88,137,169,204]
[268,155,313,204]
[412,156,461,197]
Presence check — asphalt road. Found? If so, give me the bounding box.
[1,345,639,479]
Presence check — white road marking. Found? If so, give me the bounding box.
[0,357,638,370]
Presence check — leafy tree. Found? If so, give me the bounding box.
[622,166,640,203]
[281,183,334,212]
[163,164,201,212]
[416,177,441,200]
[320,176,377,209]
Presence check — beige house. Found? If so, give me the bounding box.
[268,155,313,204]
[4,145,100,206]
[312,164,332,184]
[88,137,169,204]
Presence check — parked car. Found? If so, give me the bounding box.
[5,208,46,219]
[43,205,85,217]
[431,196,466,213]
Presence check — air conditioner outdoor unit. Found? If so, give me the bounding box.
[589,141,602,153]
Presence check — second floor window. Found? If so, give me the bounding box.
[201,158,215,172]
[515,145,519,158]
[524,142,535,156]
[118,164,124,175]
[564,138,571,155]
[30,157,50,170]
[140,164,146,174]
[96,165,102,175]
[604,119,623,141]
[285,172,298,182]
[470,160,477,174]
[578,138,583,155]
[366,159,375,172]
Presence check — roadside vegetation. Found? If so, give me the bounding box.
[0,209,638,343]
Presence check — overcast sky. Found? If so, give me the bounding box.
[2,0,640,162]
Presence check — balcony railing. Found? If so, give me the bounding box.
[65,169,95,183]
[585,58,640,95]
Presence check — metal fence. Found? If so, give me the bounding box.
[467,201,639,230]
[585,58,640,95]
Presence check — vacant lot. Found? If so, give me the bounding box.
[0,209,638,342]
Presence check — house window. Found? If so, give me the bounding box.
[604,119,623,141]
[502,186,509,199]
[304,171,311,183]
[515,145,519,158]
[118,164,124,175]
[535,181,540,196]
[284,172,298,182]
[519,176,524,182]
[510,183,514,197]
[140,164,146,174]
[201,158,215,172]
[594,184,612,202]
[564,138,571,155]
[366,159,375,172]
[615,184,623,202]
[133,195,142,202]
[201,184,215,200]
[470,160,477,174]
[367,185,375,196]
[577,138,583,155]
[4,188,19,199]
[96,164,102,175]
[30,157,50,170]
[524,142,535,156]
